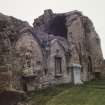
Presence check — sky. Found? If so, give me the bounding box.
[0,0,105,58]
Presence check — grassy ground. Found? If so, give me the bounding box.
[27,80,105,105]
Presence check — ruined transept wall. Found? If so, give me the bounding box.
[0,9,104,92]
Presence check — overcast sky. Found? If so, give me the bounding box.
[0,0,105,58]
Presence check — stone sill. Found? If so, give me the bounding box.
[22,74,36,79]
[55,74,63,77]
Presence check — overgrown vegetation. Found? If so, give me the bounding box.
[27,80,105,105]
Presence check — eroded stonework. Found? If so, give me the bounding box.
[0,9,104,93]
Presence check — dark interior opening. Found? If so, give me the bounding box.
[23,82,27,92]
[55,56,62,75]
[88,56,92,72]
[95,72,101,79]
[48,15,67,38]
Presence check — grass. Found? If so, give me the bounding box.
[27,80,105,105]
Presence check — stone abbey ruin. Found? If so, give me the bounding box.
[0,9,104,95]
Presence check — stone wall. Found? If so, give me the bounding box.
[0,9,104,92]
[47,39,71,85]
[15,30,44,91]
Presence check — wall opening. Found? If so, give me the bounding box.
[55,56,62,75]
[22,80,27,92]
[48,15,67,38]
[88,56,92,73]
[95,72,101,79]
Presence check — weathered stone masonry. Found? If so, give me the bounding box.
[0,9,104,92]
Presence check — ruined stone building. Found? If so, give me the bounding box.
[0,9,104,91]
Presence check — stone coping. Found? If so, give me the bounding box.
[70,63,81,68]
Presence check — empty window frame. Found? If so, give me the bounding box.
[55,56,62,75]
